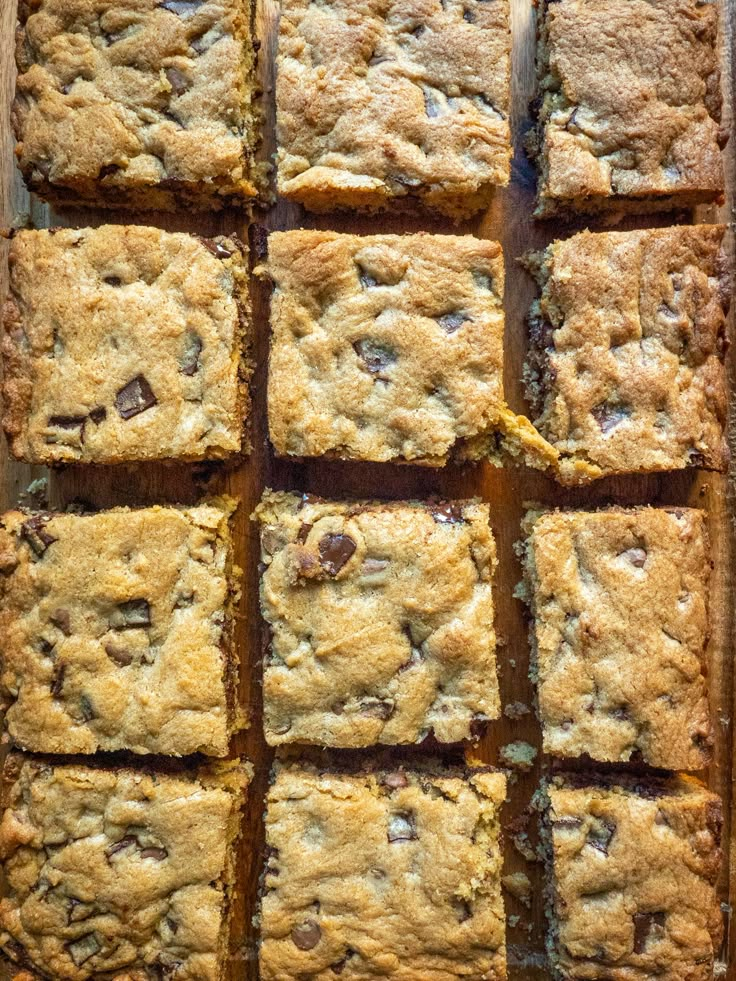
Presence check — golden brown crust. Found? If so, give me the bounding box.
[525,225,730,482]
[255,490,498,746]
[13,0,258,210]
[532,0,725,218]
[0,501,241,757]
[276,0,511,217]
[546,775,723,980]
[0,753,251,980]
[260,761,507,980]
[522,507,712,769]
[2,226,250,465]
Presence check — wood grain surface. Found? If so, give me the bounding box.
[1,0,735,977]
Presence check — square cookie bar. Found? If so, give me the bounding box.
[256,491,498,746]
[276,0,511,217]
[2,225,250,465]
[522,507,712,770]
[260,761,507,980]
[267,230,553,467]
[0,501,240,757]
[530,0,726,217]
[13,0,259,210]
[525,225,730,484]
[544,774,723,980]
[0,753,250,980]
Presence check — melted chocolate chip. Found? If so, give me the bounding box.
[115,375,157,419]
[89,407,107,425]
[318,534,356,576]
[51,663,66,698]
[109,599,151,630]
[105,835,137,859]
[586,818,616,855]
[50,608,71,635]
[431,503,466,524]
[202,238,234,259]
[291,919,321,950]
[179,332,203,375]
[296,522,313,543]
[360,698,394,719]
[436,311,470,334]
[139,846,168,860]
[67,934,101,967]
[387,811,417,842]
[166,67,191,95]
[358,267,378,288]
[633,911,665,953]
[79,695,95,721]
[353,339,396,375]
[98,164,121,179]
[103,276,122,287]
[591,401,631,434]
[161,0,203,15]
[105,643,134,666]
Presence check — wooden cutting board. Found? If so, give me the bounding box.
[1,0,734,976]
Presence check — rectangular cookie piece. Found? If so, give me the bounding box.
[0,500,241,757]
[525,225,730,484]
[0,753,250,980]
[13,0,259,210]
[521,507,712,770]
[3,225,250,464]
[276,0,511,217]
[260,761,507,980]
[530,0,726,218]
[544,774,723,980]
[256,491,498,746]
[266,230,555,467]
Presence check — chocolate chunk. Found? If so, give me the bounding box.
[105,643,134,666]
[472,270,493,290]
[463,7,474,21]
[89,407,107,425]
[202,238,234,259]
[103,276,122,287]
[166,67,191,95]
[633,911,665,953]
[139,846,168,860]
[621,547,646,567]
[318,534,356,576]
[67,933,101,967]
[296,522,313,544]
[50,608,71,635]
[48,415,87,440]
[98,164,121,179]
[387,811,417,842]
[105,835,137,859]
[115,375,157,419]
[353,339,396,375]
[67,898,94,924]
[591,401,631,434]
[330,950,355,975]
[382,771,408,789]
[291,919,321,951]
[51,663,66,698]
[161,0,202,15]
[586,818,615,855]
[357,266,378,288]
[109,599,151,630]
[436,311,470,334]
[552,817,583,832]
[431,503,466,524]
[179,332,203,376]
[360,698,394,719]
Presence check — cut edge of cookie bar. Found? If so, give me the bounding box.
[528,0,726,220]
[521,225,731,485]
[12,0,262,212]
[518,505,713,770]
[258,758,508,980]
[253,489,500,746]
[0,497,245,757]
[1,228,253,465]
[539,772,723,981]
[0,751,252,980]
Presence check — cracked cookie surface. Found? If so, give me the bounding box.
[0,754,249,980]
[546,775,723,980]
[276,0,511,217]
[13,0,259,210]
[0,501,240,757]
[2,226,250,464]
[256,491,498,746]
[260,761,507,980]
[525,225,730,483]
[266,230,553,467]
[531,0,725,217]
[522,507,712,769]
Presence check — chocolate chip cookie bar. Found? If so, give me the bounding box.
[266,230,557,468]
[276,0,511,217]
[256,491,498,746]
[2,225,250,465]
[525,225,730,484]
[13,0,259,210]
[544,774,723,980]
[0,752,250,980]
[0,500,241,757]
[530,0,726,218]
[259,761,507,979]
[521,507,712,770]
